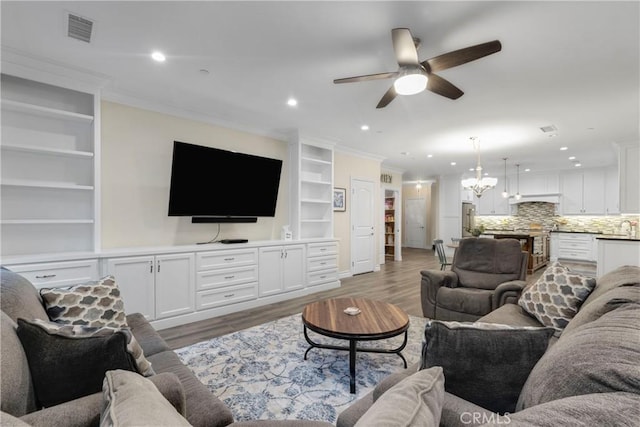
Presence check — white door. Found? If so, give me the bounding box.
[405,198,427,248]
[105,256,156,320]
[155,253,195,320]
[351,178,376,275]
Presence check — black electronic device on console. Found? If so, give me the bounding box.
[220,239,249,244]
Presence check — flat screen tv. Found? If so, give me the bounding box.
[168,141,283,222]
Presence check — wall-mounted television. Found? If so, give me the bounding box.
[168,141,283,223]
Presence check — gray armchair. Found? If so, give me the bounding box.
[421,238,528,321]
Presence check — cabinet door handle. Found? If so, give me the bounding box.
[150,261,153,273]
[285,250,288,258]
[320,248,327,252]
[320,262,326,265]
[224,293,235,298]
[224,275,235,280]
[157,260,160,273]
[35,274,56,279]
[224,257,235,261]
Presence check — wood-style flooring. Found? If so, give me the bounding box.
[159,247,543,349]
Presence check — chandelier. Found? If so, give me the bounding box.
[461,137,498,198]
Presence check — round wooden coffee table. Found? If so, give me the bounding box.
[301,297,410,393]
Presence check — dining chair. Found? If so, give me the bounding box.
[433,239,452,270]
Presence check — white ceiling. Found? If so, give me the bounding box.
[2,1,638,182]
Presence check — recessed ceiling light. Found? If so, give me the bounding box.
[151,51,166,62]
[450,162,456,166]
[427,154,433,158]
[469,168,475,172]
[361,125,369,131]
[560,146,568,151]
[287,98,298,107]
[569,156,576,160]
[574,163,582,167]
[525,168,531,172]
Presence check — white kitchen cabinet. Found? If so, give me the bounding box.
[259,245,305,297]
[550,233,597,262]
[307,242,339,287]
[561,169,605,214]
[597,238,640,276]
[1,73,100,257]
[476,187,509,215]
[518,173,559,195]
[104,253,195,320]
[289,136,334,239]
[5,259,99,289]
[617,142,640,213]
[605,166,620,215]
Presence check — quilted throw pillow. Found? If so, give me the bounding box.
[30,318,154,377]
[518,262,596,332]
[40,276,128,328]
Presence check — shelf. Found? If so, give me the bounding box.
[301,156,332,166]
[301,219,331,224]
[1,179,94,190]
[1,143,94,158]
[1,219,94,225]
[301,198,332,204]
[2,99,94,123]
[301,178,332,186]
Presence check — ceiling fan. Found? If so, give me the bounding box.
[333,28,502,108]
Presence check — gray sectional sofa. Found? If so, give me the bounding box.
[0,268,331,427]
[337,265,640,426]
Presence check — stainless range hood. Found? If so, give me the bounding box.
[509,194,561,204]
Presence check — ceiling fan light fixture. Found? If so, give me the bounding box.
[393,68,428,95]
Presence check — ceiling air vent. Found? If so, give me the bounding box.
[67,13,93,43]
[539,125,557,133]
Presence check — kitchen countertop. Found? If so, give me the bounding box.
[595,235,640,242]
[483,230,548,237]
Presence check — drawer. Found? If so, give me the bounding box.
[196,249,258,270]
[558,240,591,251]
[558,233,592,242]
[308,255,337,272]
[5,260,99,289]
[307,242,338,257]
[558,249,591,260]
[196,283,257,310]
[307,269,338,287]
[197,265,258,290]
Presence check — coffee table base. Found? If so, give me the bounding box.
[302,325,408,394]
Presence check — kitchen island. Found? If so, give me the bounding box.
[596,235,640,276]
[482,230,550,274]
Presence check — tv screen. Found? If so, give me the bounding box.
[168,141,283,219]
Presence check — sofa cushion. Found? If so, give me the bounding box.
[0,267,49,322]
[517,302,640,410]
[518,262,596,332]
[0,313,38,416]
[482,392,640,426]
[100,369,190,427]
[30,318,154,377]
[40,276,128,328]
[477,302,542,328]
[16,318,137,408]
[579,265,640,309]
[354,367,444,427]
[421,320,554,414]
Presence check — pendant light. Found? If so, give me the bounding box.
[501,158,509,198]
[460,137,498,198]
[515,164,522,200]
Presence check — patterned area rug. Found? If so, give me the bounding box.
[175,313,427,423]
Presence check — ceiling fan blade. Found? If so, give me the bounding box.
[333,72,397,84]
[423,40,502,73]
[427,73,464,100]
[376,85,398,109]
[392,28,419,66]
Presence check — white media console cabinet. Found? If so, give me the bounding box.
[4,238,340,330]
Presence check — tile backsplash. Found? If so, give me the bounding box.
[476,202,638,235]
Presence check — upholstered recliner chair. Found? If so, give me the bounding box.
[421,238,528,321]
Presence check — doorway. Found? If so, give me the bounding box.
[351,178,376,275]
[405,198,427,249]
[384,188,402,262]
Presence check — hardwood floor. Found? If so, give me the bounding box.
[159,247,543,349]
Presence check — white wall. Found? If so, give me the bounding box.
[100,101,289,248]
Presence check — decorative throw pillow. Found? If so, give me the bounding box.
[16,318,137,408]
[518,262,596,332]
[354,367,444,427]
[30,318,154,377]
[101,370,191,427]
[421,320,554,414]
[40,276,128,328]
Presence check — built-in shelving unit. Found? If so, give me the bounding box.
[1,73,100,257]
[384,196,396,258]
[290,135,334,239]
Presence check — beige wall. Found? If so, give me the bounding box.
[100,101,289,248]
[334,150,382,273]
